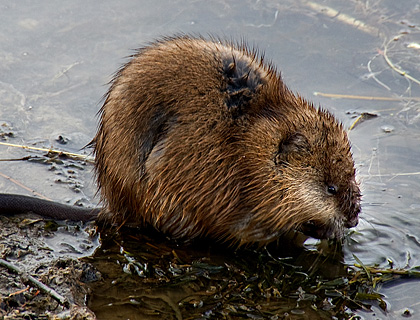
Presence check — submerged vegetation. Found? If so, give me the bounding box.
[84,227,420,319]
[1,221,419,319]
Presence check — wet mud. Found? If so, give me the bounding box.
[0,215,99,319]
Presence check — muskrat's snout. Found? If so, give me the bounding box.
[345,199,361,228]
[343,183,362,228]
[345,213,359,228]
[300,187,361,240]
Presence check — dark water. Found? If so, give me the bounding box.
[1,0,420,318]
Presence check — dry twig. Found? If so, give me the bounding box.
[383,37,420,87]
[303,1,379,36]
[0,171,51,200]
[313,92,420,101]
[0,141,94,163]
[0,258,70,308]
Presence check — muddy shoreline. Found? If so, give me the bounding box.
[0,215,99,319]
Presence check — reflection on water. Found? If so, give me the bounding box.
[86,228,352,319]
[1,0,420,318]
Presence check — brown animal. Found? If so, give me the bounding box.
[92,36,361,245]
[0,36,361,246]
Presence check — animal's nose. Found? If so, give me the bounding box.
[345,203,360,228]
[345,215,359,228]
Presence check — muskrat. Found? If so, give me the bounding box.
[0,36,361,245]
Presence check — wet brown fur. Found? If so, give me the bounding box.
[92,35,361,246]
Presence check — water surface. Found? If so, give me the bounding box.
[1,0,420,318]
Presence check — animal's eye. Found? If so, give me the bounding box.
[326,185,338,195]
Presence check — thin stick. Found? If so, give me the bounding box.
[383,38,420,87]
[0,141,94,163]
[0,172,51,200]
[360,171,420,178]
[349,115,363,131]
[314,92,420,101]
[9,286,30,296]
[367,54,391,91]
[303,1,379,36]
[0,258,70,308]
[366,268,420,276]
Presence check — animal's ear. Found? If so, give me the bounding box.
[221,52,265,118]
[274,133,310,166]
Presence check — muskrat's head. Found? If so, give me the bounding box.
[237,97,361,244]
[292,110,361,240]
[275,110,361,240]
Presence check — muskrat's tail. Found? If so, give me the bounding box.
[0,193,100,222]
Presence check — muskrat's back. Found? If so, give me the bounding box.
[92,36,361,245]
